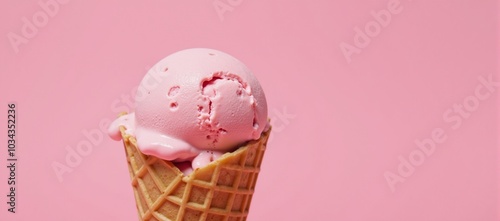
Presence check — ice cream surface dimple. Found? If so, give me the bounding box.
[108,48,268,173]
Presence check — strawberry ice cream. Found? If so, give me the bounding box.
[108,48,268,173]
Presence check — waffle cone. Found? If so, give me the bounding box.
[118,126,270,221]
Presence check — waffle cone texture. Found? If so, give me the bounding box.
[118,126,270,221]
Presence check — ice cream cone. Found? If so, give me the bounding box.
[118,126,271,221]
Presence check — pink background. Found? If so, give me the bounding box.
[0,0,498,220]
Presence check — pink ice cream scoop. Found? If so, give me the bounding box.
[108,48,268,173]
